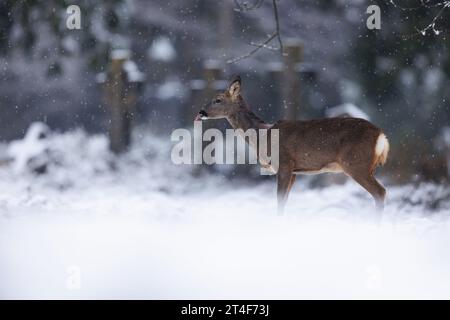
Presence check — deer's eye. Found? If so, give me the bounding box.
[214,98,222,104]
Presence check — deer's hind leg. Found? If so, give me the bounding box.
[343,165,386,211]
[277,169,296,216]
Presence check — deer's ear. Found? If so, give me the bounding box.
[228,76,241,100]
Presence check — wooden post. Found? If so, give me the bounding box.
[266,62,283,120]
[198,60,226,135]
[187,79,205,125]
[298,62,317,117]
[203,60,224,100]
[281,40,303,120]
[102,50,142,154]
[187,60,225,126]
[186,60,227,174]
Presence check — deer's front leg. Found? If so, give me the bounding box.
[277,168,295,216]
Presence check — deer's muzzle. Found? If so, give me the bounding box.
[194,110,208,121]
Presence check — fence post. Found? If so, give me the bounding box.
[102,50,144,154]
[281,40,303,120]
[186,60,227,174]
[266,62,283,120]
[203,60,224,101]
[187,60,225,125]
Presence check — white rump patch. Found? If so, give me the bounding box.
[375,133,388,156]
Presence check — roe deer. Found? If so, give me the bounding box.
[195,76,389,215]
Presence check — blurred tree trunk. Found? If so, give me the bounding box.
[281,40,303,120]
[104,58,136,154]
[218,0,234,61]
[0,0,13,55]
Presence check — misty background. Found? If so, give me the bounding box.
[0,0,449,183]
[1,0,450,300]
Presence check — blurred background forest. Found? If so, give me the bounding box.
[0,0,449,184]
[3,1,450,300]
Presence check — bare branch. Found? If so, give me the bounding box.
[249,41,279,51]
[417,1,449,35]
[390,0,450,37]
[233,0,264,12]
[271,0,283,54]
[227,0,284,64]
[227,33,277,64]
[390,0,449,10]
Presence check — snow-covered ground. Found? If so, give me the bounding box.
[0,127,450,299]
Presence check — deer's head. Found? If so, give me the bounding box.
[195,76,243,121]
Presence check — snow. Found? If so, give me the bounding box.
[326,103,370,120]
[110,49,131,60]
[0,127,450,299]
[61,36,79,54]
[424,68,443,92]
[439,127,450,177]
[190,79,206,91]
[96,60,145,83]
[123,60,146,83]
[148,37,176,62]
[442,127,450,147]
[156,79,187,100]
[6,122,50,173]
[95,72,107,84]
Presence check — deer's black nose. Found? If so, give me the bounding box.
[194,110,208,121]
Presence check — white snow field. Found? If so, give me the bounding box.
[0,127,450,299]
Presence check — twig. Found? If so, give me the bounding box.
[227,33,277,64]
[390,0,450,38]
[227,0,284,64]
[390,0,449,10]
[417,1,449,35]
[272,0,283,54]
[233,0,264,12]
[249,41,279,51]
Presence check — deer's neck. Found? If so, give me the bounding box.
[227,107,271,132]
[226,105,275,173]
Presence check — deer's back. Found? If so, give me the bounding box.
[273,117,382,169]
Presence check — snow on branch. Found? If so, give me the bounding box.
[233,0,265,11]
[390,0,450,36]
